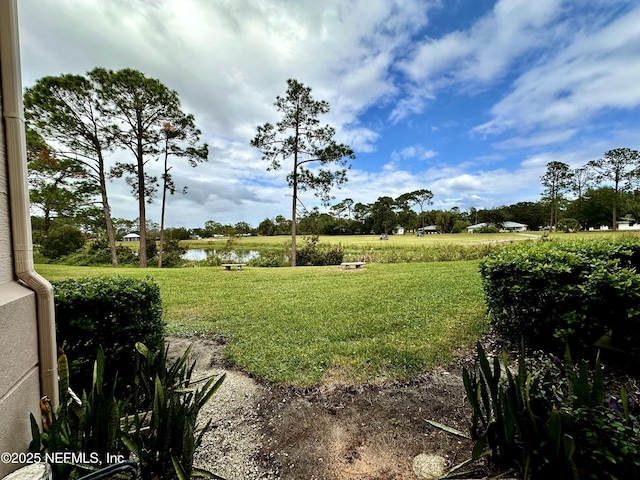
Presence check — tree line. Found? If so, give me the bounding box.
[25,68,208,267]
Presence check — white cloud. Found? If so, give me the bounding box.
[391,0,564,121]
[473,6,640,137]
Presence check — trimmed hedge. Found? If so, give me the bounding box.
[53,276,165,392]
[479,238,640,352]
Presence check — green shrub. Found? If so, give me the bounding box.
[31,343,226,480]
[476,225,500,233]
[62,239,138,266]
[41,225,85,259]
[53,276,165,394]
[158,238,187,267]
[296,235,344,266]
[249,250,287,267]
[124,342,225,480]
[451,343,640,480]
[479,239,640,352]
[30,349,127,479]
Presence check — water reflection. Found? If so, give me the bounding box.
[182,249,260,262]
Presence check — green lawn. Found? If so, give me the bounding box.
[37,261,487,386]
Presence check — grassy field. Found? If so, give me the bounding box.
[37,261,487,386]
[184,232,531,249]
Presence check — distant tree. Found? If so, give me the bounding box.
[112,218,137,239]
[397,189,434,229]
[24,73,119,265]
[251,79,355,266]
[541,161,573,231]
[165,227,191,241]
[234,221,251,235]
[503,201,548,231]
[257,218,276,236]
[477,207,507,225]
[274,215,292,235]
[156,120,208,267]
[369,196,398,234]
[331,198,355,220]
[577,187,616,228]
[94,67,201,267]
[26,129,95,237]
[572,166,594,200]
[436,211,455,233]
[587,148,640,230]
[40,223,85,260]
[203,220,223,237]
[352,203,370,224]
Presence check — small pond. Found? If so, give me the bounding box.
[182,249,260,262]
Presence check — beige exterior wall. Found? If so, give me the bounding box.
[0,68,42,479]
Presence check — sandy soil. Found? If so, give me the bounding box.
[167,335,484,480]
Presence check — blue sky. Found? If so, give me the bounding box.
[17,0,640,228]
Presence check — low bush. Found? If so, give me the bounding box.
[157,238,187,267]
[295,235,344,266]
[249,250,287,267]
[476,225,500,233]
[62,239,138,266]
[40,224,85,259]
[30,349,127,479]
[124,342,225,480]
[449,343,640,480]
[31,343,225,480]
[479,238,640,352]
[52,276,165,394]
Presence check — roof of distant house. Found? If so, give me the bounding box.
[468,221,527,229]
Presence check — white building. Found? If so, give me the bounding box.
[467,221,528,233]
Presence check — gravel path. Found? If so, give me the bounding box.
[167,336,279,479]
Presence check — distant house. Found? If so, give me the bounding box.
[617,218,640,231]
[467,221,528,233]
[395,226,405,235]
[417,225,439,235]
[123,233,141,242]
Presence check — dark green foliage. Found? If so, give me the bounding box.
[458,343,640,479]
[295,235,344,266]
[157,238,187,267]
[61,239,138,266]
[479,239,640,352]
[475,225,500,233]
[30,344,225,480]
[249,250,287,267]
[41,224,85,259]
[145,237,158,263]
[123,342,225,480]
[52,276,165,393]
[30,349,126,480]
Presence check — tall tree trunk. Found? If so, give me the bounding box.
[158,151,169,268]
[291,169,298,267]
[98,157,118,266]
[102,189,118,267]
[137,127,147,268]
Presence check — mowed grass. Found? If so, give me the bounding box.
[37,261,487,386]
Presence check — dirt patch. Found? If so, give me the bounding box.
[258,371,474,480]
[167,335,482,480]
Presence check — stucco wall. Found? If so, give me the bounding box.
[0,74,41,479]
